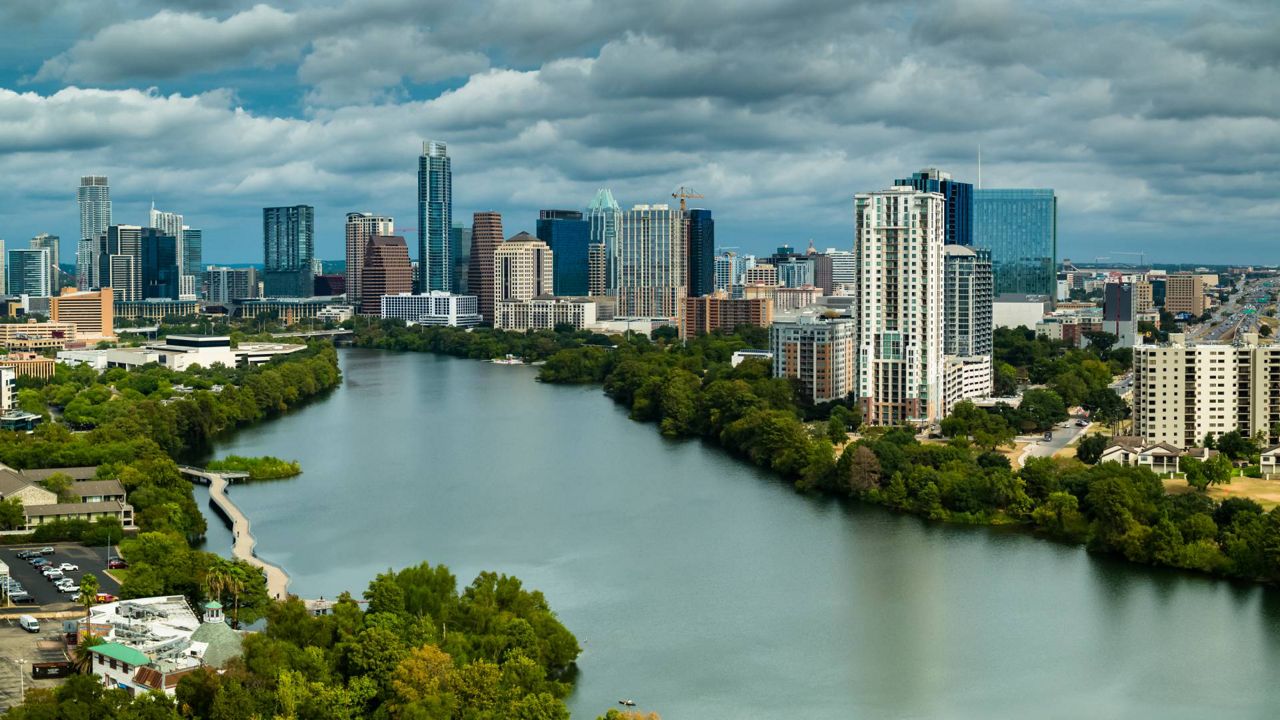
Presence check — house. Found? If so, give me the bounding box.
[89,643,151,693]
[1098,437,1183,475]
[1258,446,1280,478]
[0,466,135,532]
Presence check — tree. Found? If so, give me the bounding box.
[0,497,25,530]
[1076,434,1108,465]
[1215,430,1257,461]
[839,445,882,496]
[78,573,100,630]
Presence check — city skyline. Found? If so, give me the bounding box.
[0,1,1275,266]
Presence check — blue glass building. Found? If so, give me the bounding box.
[418,140,452,292]
[973,189,1057,297]
[262,205,314,297]
[536,210,591,296]
[450,222,471,295]
[140,228,180,299]
[686,209,715,296]
[894,168,973,246]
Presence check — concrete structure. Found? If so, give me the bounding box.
[771,314,857,404]
[381,292,481,327]
[942,355,994,415]
[0,352,55,380]
[588,242,608,297]
[115,298,198,320]
[746,284,819,313]
[147,336,237,371]
[943,245,993,356]
[854,186,945,426]
[316,305,354,323]
[468,212,504,324]
[344,212,393,306]
[495,296,598,331]
[206,266,259,304]
[419,141,452,291]
[238,296,346,323]
[744,264,778,286]
[680,292,772,339]
[615,204,686,318]
[731,349,773,367]
[993,293,1052,330]
[262,205,315,297]
[234,342,308,367]
[1132,333,1280,448]
[1036,313,1102,347]
[0,320,76,352]
[1103,281,1140,348]
[0,367,13,412]
[494,233,554,306]
[360,236,413,315]
[78,176,111,290]
[1165,272,1207,316]
[51,287,115,339]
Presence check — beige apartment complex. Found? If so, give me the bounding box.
[493,234,553,305]
[1164,273,1206,316]
[1132,333,1280,448]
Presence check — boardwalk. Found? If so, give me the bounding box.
[179,467,290,599]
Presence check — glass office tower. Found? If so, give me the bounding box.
[536,210,591,296]
[418,141,452,292]
[686,209,715,297]
[895,168,973,247]
[973,189,1057,297]
[263,205,315,297]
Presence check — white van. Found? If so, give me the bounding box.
[18,615,39,633]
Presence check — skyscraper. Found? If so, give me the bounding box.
[30,234,60,281]
[494,232,554,304]
[78,176,111,290]
[586,188,620,292]
[98,225,142,302]
[615,204,686,317]
[206,266,260,304]
[536,210,590,296]
[686,209,715,297]
[182,227,203,296]
[360,236,414,315]
[973,188,1057,297]
[149,203,185,272]
[139,228,180,300]
[7,249,52,297]
[263,205,315,297]
[418,141,452,291]
[468,212,504,324]
[345,212,394,307]
[894,168,973,247]
[588,243,607,297]
[854,186,946,426]
[450,222,472,294]
[943,245,994,356]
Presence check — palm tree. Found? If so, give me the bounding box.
[205,560,233,604]
[71,635,103,675]
[226,564,248,627]
[77,573,99,630]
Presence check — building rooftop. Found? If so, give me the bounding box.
[92,642,151,667]
[24,500,129,517]
[19,466,99,482]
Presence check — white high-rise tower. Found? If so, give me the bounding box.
[77,176,111,289]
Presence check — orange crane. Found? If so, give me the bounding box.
[672,186,704,212]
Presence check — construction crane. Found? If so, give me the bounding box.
[1113,251,1146,266]
[672,186,704,213]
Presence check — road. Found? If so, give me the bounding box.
[1018,421,1091,467]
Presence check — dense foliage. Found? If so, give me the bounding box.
[992,327,1129,423]
[206,455,302,481]
[5,563,580,720]
[350,318,612,363]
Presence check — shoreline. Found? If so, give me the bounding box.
[187,468,291,599]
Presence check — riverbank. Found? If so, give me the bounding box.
[204,471,290,598]
[343,322,1280,585]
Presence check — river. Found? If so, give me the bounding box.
[199,348,1280,719]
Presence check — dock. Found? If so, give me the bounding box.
[178,466,290,599]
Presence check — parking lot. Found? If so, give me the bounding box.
[0,620,70,710]
[3,544,122,608]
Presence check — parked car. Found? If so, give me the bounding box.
[95,593,118,603]
[61,584,80,595]
[10,592,34,604]
[107,559,128,569]
[43,569,63,581]
[17,615,39,633]
[1075,420,1088,427]
[38,547,54,555]
[57,563,78,572]
[15,550,36,560]
[29,558,48,567]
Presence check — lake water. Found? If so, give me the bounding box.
[200,348,1280,719]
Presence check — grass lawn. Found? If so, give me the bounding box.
[1163,475,1280,510]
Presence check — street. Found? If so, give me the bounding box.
[1018,420,1092,467]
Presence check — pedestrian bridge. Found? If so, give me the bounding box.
[177,466,289,599]
[177,466,250,484]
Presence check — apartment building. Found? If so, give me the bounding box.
[770,314,856,404]
[50,287,115,340]
[679,292,772,339]
[1164,273,1206,316]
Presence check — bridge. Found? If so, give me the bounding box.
[178,466,290,599]
[269,329,354,340]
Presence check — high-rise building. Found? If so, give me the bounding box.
[587,189,621,292]
[450,222,472,295]
[536,210,591,296]
[181,227,203,295]
[810,248,834,295]
[827,250,856,288]
[686,209,715,297]
[263,205,315,297]
[140,228,180,300]
[973,188,1057,297]
[1165,272,1206,316]
[894,168,973,246]
[468,212,504,324]
[943,245,993,357]
[1103,281,1140,347]
[615,204,686,318]
[744,264,778,286]
[680,292,772,339]
[78,176,111,290]
[345,212,394,307]
[775,257,815,288]
[7,249,52,297]
[206,266,260,304]
[148,204,185,273]
[30,234,60,279]
[418,141,452,292]
[714,255,734,293]
[98,225,142,302]
[771,314,857,404]
[51,287,114,339]
[855,186,945,426]
[494,233,553,304]
[588,243,607,297]
[360,236,414,315]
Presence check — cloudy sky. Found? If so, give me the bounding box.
[0,0,1277,266]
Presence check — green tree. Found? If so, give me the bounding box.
[1076,434,1108,465]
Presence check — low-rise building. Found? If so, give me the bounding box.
[942,355,994,415]
[316,305,354,324]
[238,296,346,323]
[496,296,597,331]
[234,342,307,367]
[731,349,773,367]
[382,292,482,327]
[0,352,55,380]
[115,299,199,321]
[993,293,1052,330]
[0,321,77,352]
[0,467,135,532]
[1098,436,1185,476]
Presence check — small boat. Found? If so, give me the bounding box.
[491,354,523,365]
[618,699,636,707]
